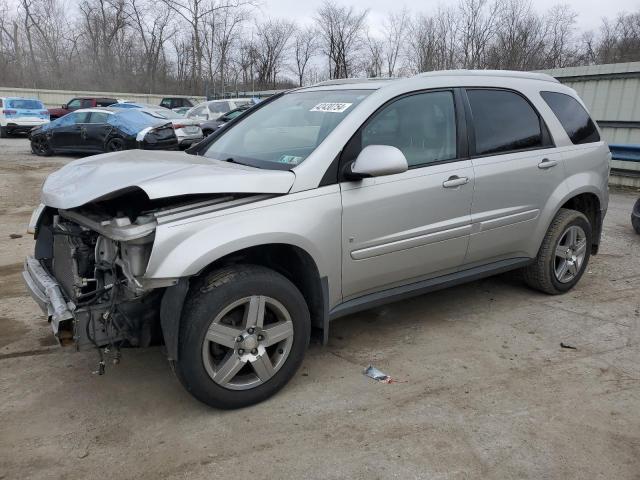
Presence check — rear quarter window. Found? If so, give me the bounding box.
[540,91,600,145]
[466,89,549,155]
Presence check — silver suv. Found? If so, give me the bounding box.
[23,71,609,408]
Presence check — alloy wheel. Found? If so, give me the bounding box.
[201,295,294,391]
[554,225,587,283]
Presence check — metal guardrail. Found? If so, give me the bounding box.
[609,144,640,162]
[609,144,640,187]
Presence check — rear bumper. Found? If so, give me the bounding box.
[4,120,49,130]
[22,256,74,334]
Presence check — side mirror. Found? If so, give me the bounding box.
[348,145,408,179]
[62,104,67,109]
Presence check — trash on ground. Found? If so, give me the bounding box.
[560,342,577,350]
[364,365,397,384]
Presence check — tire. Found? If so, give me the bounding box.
[105,137,125,152]
[31,136,52,156]
[523,208,592,294]
[632,198,640,234]
[0,126,8,138]
[175,265,310,409]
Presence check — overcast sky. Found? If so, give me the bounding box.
[258,0,639,33]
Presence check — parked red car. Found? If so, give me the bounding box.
[48,97,117,119]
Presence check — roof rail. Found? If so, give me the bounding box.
[414,69,559,83]
[312,77,397,87]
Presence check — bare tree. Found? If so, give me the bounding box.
[588,11,640,63]
[290,26,318,86]
[457,0,501,68]
[253,19,294,87]
[364,31,383,77]
[0,0,637,94]
[315,0,368,79]
[382,8,408,77]
[127,0,174,92]
[158,0,253,89]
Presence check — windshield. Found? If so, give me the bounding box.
[8,99,44,110]
[203,90,371,168]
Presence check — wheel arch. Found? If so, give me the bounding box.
[160,242,329,362]
[558,191,602,253]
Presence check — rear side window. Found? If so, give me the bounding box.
[540,91,600,144]
[467,89,547,155]
[89,112,109,124]
[96,98,117,107]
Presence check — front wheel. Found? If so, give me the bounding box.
[523,208,592,294]
[0,126,8,138]
[175,265,310,409]
[31,136,52,156]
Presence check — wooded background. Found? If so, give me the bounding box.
[1,0,639,96]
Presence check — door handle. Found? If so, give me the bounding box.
[442,175,469,188]
[538,158,558,169]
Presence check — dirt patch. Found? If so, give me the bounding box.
[0,314,28,348]
[0,263,27,299]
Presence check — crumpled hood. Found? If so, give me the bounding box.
[41,150,295,209]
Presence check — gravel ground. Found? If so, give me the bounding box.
[0,136,639,480]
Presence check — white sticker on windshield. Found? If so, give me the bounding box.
[310,102,353,113]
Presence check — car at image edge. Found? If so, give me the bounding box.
[22,70,609,409]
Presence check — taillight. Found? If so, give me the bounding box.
[173,124,185,129]
[2,109,17,115]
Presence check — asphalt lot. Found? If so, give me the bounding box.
[0,136,639,479]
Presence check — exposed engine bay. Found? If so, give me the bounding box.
[30,189,273,367]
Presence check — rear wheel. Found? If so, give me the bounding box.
[31,136,52,156]
[523,208,592,294]
[175,265,310,409]
[106,137,125,152]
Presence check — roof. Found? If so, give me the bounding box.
[303,69,559,92]
[74,108,116,114]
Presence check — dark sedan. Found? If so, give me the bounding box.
[29,108,178,156]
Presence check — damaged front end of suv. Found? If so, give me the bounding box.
[23,149,297,371]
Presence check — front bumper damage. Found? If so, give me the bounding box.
[22,256,75,339]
